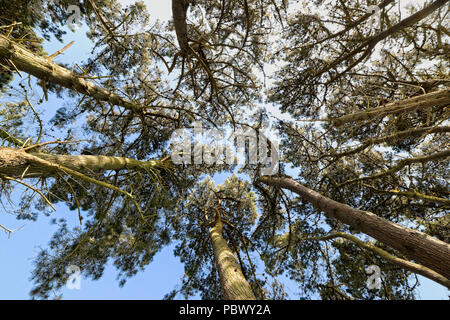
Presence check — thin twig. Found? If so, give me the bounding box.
[0,223,13,234]
[0,175,56,211]
[47,41,75,60]
[22,139,88,152]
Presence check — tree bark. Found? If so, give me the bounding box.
[172,0,191,54]
[0,147,160,178]
[258,176,450,281]
[0,35,173,120]
[209,205,256,300]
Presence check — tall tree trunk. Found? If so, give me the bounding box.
[258,176,450,281]
[209,205,256,300]
[0,35,174,120]
[0,147,161,178]
[172,0,191,54]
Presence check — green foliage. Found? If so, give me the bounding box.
[0,0,447,300]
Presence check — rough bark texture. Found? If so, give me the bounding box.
[209,213,256,300]
[0,35,141,110]
[259,176,450,280]
[0,35,175,120]
[172,0,191,54]
[0,147,158,178]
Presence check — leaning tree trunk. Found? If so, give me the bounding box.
[0,147,161,178]
[258,176,450,281]
[0,34,174,120]
[209,208,256,300]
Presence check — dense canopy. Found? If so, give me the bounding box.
[0,0,449,300]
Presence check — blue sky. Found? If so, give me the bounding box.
[0,0,448,300]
